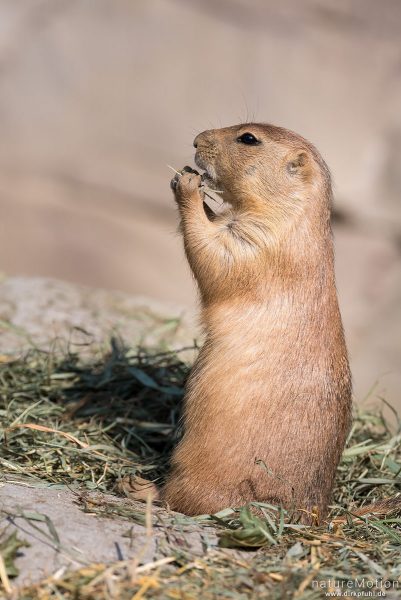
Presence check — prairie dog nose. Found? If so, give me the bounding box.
[193,130,213,148]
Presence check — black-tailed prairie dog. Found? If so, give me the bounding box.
[162,123,352,523]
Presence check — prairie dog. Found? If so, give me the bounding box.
[162,123,352,523]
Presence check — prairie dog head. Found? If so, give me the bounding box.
[194,123,331,217]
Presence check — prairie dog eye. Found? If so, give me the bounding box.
[237,132,261,145]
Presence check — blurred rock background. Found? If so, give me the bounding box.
[0,0,400,408]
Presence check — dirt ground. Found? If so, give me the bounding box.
[0,276,197,592]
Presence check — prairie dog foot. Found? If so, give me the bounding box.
[117,475,160,502]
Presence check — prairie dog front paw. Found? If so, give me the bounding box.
[171,166,202,203]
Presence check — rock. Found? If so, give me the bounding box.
[0,478,216,588]
[0,277,196,355]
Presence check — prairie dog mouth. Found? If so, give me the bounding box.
[201,172,216,188]
[195,153,217,185]
[194,152,226,211]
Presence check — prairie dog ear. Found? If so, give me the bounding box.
[286,151,309,175]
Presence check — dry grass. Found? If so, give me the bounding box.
[1,340,401,599]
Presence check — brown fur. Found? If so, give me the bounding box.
[160,123,352,524]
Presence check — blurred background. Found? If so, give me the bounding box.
[0,0,400,408]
